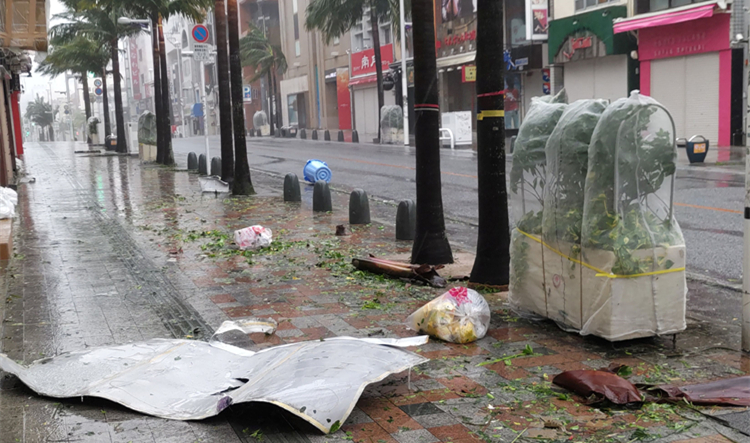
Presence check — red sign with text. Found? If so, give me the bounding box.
[639,14,729,61]
[351,44,394,77]
[129,37,141,101]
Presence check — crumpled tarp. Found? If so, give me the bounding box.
[553,369,642,405]
[646,376,750,407]
[0,335,428,433]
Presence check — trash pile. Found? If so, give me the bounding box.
[509,90,686,341]
[406,287,490,344]
[234,225,273,250]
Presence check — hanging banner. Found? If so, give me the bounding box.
[129,38,141,101]
[336,68,352,130]
[526,0,548,41]
[462,66,476,83]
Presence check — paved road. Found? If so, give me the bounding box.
[172,135,745,285]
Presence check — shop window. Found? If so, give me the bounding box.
[575,0,615,11]
[288,94,299,126]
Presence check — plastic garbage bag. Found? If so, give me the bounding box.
[406,287,490,343]
[0,195,15,219]
[234,225,272,250]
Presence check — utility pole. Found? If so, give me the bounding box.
[399,0,409,146]
[743,132,750,351]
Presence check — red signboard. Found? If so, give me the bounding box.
[571,36,592,51]
[436,30,476,49]
[638,14,729,61]
[351,44,394,77]
[129,37,141,101]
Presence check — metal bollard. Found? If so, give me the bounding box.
[349,189,370,224]
[284,173,302,202]
[396,199,416,240]
[313,180,333,212]
[187,152,198,170]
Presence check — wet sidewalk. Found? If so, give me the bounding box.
[1,141,749,442]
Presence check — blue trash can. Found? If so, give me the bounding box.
[686,135,709,164]
[303,159,332,183]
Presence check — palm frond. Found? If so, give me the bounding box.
[305,0,367,44]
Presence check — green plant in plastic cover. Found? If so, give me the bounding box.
[138,111,157,146]
[542,99,608,261]
[509,89,567,235]
[582,92,682,275]
[87,117,100,135]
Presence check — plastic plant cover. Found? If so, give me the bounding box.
[137,112,157,145]
[580,91,686,340]
[541,99,608,330]
[509,89,567,318]
[0,335,428,433]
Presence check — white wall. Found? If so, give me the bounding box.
[562,54,628,103]
[552,0,629,20]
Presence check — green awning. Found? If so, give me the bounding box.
[548,5,633,64]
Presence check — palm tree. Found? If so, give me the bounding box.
[37,36,111,144]
[410,0,452,265]
[240,24,287,140]
[25,97,58,142]
[305,0,398,142]
[226,0,254,194]
[50,0,141,154]
[119,1,210,165]
[213,0,235,183]
[469,0,508,285]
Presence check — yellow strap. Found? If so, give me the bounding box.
[477,110,504,120]
[516,228,685,279]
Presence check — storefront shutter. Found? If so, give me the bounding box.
[563,55,627,104]
[651,53,719,143]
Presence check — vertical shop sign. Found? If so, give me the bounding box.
[336,68,352,130]
[526,0,548,41]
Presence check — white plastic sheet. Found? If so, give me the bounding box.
[0,336,428,433]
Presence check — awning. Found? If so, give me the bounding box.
[548,5,631,64]
[436,52,475,69]
[349,74,377,87]
[614,1,726,34]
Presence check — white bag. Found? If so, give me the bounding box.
[0,195,15,219]
[0,187,17,205]
[234,226,272,250]
[406,287,491,344]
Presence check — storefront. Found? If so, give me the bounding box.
[614,2,737,146]
[280,75,309,128]
[349,44,395,140]
[549,5,637,103]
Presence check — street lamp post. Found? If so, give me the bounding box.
[399,0,409,146]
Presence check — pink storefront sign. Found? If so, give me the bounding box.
[638,13,730,61]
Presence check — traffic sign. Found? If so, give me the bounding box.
[192,24,209,43]
[94,78,102,87]
[243,86,252,102]
[95,87,103,96]
[194,43,210,62]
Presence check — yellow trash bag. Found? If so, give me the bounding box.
[406,287,491,344]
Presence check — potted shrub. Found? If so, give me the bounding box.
[580,91,686,341]
[542,99,608,330]
[509,90,567,318]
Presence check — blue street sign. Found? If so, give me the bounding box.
[95,87,103,96]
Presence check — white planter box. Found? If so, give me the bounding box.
[509,229,547,318]
[139,143,157,162]
[579,245,687,341]
[543,240,583,330]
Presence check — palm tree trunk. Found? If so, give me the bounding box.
[158,15,174,165]
[272,69,280,130]
[469,0,508,285]
[82,76,92,144]
[267,71,274,135]
[410,0,452,265]
[101,68,112,141]
[151,14,165,162]
[111,41,128,154]
[215,0,235,183]
[49,125,54,142]
[227,0,254,194]
[369,2,384,144]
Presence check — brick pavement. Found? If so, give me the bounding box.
[1,142,749,442]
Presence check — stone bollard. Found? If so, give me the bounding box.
[276,128,282,138]
[312,130,318,140]
[352,130,359,143]
[283,173,301,202]
[210,157,221,176]
[257,129,262,137]
[187,152,198,170]
[396,199,416,240]
[300,128,307,139]
[338,130,344,142]
[248,129,255,137]
[313,180,333,212]
[324,130,331,141]
[349,189,370,224]
[198,154,208,175]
